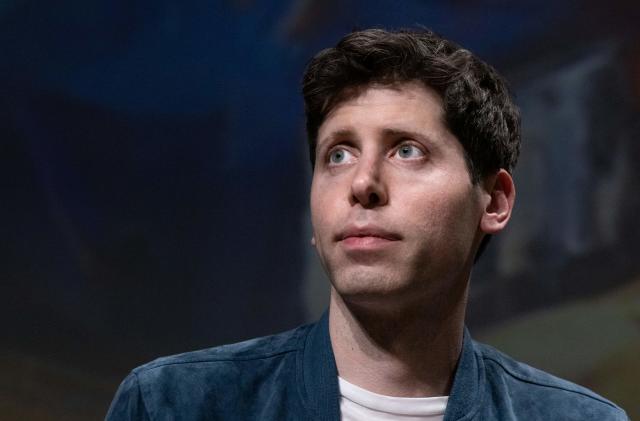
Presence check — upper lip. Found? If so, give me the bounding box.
[336,225,402,241]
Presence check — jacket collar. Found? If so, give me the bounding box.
[300,310,341,420]
[443,327,485,420]
[300,310,485,420]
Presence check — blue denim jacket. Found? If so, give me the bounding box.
[106,312,627,420]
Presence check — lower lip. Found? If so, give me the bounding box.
[340,236,399,250]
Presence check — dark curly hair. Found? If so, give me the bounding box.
[302,28,521,183]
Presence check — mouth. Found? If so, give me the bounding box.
[336,225,402,250]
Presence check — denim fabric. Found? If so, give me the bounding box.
[106,312,628,420]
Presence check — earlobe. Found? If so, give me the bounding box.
[311,236,316,246]
[480,169,516,235]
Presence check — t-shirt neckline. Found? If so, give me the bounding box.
[338,376,449,416]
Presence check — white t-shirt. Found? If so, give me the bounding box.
[338,377,448,421]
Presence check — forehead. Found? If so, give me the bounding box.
[318,81,449,143]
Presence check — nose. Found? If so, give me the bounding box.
[350,156,388,208]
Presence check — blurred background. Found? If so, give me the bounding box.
[1,0,639,419]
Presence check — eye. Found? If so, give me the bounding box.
[395,143,425,159]
[328,148,354,165]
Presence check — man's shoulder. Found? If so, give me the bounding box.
[133,322,310,377]
[106,323,314,419]
[473,340,628,420]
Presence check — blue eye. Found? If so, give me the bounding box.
[329,148,352,164]
[396,144,424,159]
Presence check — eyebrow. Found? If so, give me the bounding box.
[318,128,355,147]
[380,127,435,145]
[317,126,439,155]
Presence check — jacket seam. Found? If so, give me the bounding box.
[135,348,299,372]
[482,356,622,411]
[134,372,154,421]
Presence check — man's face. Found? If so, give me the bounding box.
[310,81,487,310]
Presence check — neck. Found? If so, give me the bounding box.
[328,283,468,398]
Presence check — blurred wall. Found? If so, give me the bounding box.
[1,1,638,419]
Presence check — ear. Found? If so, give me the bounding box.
[311,236,316,246]
[480,169,515,235]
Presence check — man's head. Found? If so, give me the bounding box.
[303,28,520,183]
[303,28,519,312]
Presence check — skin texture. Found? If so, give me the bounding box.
[310,81,515,397]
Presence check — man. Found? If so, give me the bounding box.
[106,28,627,420]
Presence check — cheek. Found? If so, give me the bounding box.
[309,199,322,246]
[310,181,337,244]
[408,182,481,246]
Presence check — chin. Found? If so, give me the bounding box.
[330,268,413,306]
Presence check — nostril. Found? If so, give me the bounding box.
[368,192,380,205]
